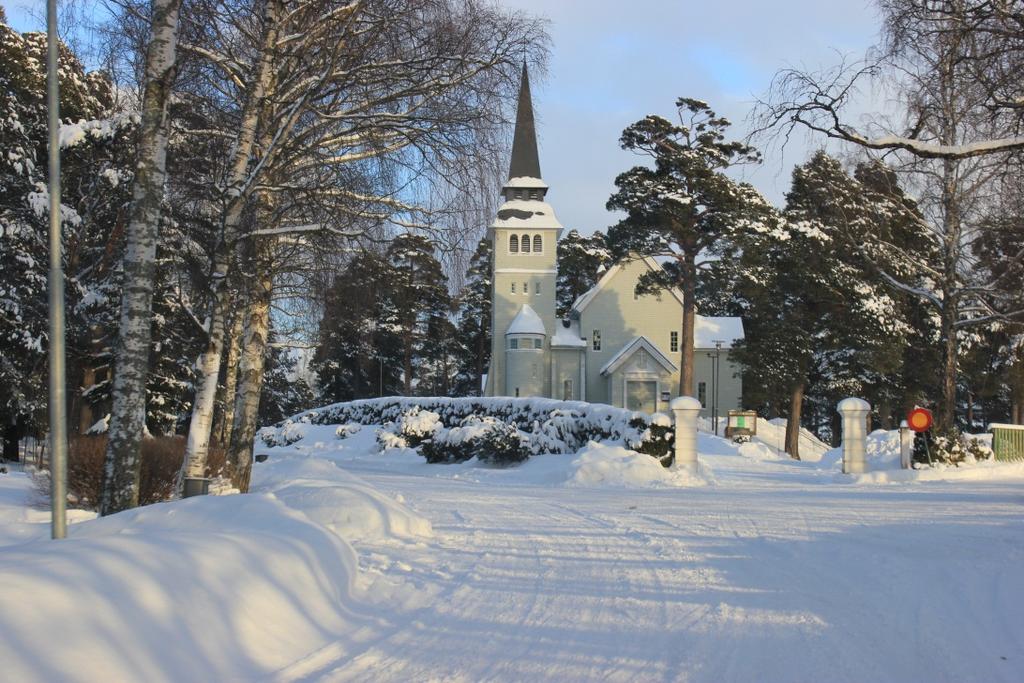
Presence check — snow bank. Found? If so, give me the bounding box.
[820,429,901,470]
[843,459,1024,484]
[568,442,712,488]
[255,456,432,543]
[0,493,365,683]
[0,470,96,547]
[737,441,784,461]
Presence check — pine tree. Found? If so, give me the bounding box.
[606,98,774,396]
[556,229,611,318]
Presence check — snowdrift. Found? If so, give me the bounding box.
[568,442,713,488]
[255,455,433,542]
[0,493,366,683]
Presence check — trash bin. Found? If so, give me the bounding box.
[183,477,211,497]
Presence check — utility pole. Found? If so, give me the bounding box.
[46,0,68,540]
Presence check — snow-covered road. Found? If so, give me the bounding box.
[273,443,1024,683]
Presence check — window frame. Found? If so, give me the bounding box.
[592,330,601,351]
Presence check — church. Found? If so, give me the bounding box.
[484,65,745,417]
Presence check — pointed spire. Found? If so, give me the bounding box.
[508,62,541,181]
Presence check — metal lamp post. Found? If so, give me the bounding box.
[46,0,68,539]
[711,340,724,435]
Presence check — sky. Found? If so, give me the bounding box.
[5,0,885,235]
[498,0,884,234]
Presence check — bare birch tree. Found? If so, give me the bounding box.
[174,0,547,487]
[100,0,183,515]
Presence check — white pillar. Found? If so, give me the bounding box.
[837,397,871,474]
[671,396,702,471]
[899,420,914,470]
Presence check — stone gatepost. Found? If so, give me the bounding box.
[671,396,702,471]
[837,397,871,474]
[899,420,914,469]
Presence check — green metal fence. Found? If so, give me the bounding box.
[990,424,1024,462]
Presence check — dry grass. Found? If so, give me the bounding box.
[36,435,227,510]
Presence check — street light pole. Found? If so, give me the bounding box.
[46,0,68,540]
[712,340,724,437]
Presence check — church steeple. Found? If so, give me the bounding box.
[502,63,548,202]
[508,62,541,181]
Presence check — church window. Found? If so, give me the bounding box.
[509,338,518,350]
[515,387,520,397]
[510,234,519,253]
[534,281,540,294]
[521,234,531,252]
[698,382,707,406]
[533,235,542,252]
[670,331,679,353]
[534,338,542,349]
[511,282,516,293]
[638,349,648,369]
[592,330,601,351]
[563,379,573,400]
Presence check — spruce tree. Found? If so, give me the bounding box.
[382,234,452,395]
[452,237,492,396]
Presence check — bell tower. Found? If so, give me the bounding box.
[485,63,562,397]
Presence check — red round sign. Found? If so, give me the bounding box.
[907,407,933,432]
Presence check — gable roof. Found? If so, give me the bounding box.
[506,303,546,335]
[570,254,685,315]
[600,336,678,376]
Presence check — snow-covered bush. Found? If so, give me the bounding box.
[259,418,312,447]
[419,415,530,466]
[335,424,362,439]
[626,413,674,466]
[269,397,673,463]
[920,432,994,467]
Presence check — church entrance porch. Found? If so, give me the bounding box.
[626,380,658,413]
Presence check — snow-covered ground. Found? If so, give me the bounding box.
[2,424,1023,682]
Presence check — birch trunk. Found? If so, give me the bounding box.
[179,0,281,483]
[226,248,273,492]
[213,311,244,446]
[784,382,804,460]
[100,0,182,515]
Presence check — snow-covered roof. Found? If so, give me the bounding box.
[551,319,587,348]
[600,337,678,376]
[570,254,686,315]
[694,316,744,349]
[490,199,563,231]
[505,176,548,189]
[506,304,546,336]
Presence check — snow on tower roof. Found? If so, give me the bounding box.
[491,199,563,231]
[506,304,546,336]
